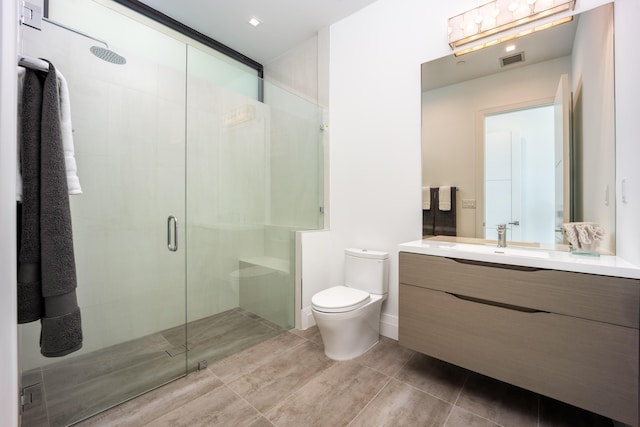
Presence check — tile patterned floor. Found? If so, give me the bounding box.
[71,326,617,427]
[21,308,286,427]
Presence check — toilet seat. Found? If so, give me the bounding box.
[311,286,370,313]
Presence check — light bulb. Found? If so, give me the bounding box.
[465,22,477,35]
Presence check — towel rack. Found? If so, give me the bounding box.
[18,55,49,72]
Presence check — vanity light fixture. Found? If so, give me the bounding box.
[448,0,575,50]
[248,17,262,27]
[453,15,573,56]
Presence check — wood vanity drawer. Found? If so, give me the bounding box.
[399,252,639,328]
[399,284,639,425]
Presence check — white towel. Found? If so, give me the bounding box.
[16,66,82,201]
[57,70,82,195]
[439,186,451,211]
[422,186,431,210]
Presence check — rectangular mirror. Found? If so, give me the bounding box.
[421,3,615,253]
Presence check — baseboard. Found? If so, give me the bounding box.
[300,306,316,329]
[380,313,398,340]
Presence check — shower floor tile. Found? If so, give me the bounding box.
[21,308,286,427]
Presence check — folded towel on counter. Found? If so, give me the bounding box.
[439,186,451,211]
[422,186,431,210]
[16,65,81,202]
[562,222,604,251]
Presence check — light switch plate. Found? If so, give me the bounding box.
[462,199,476,209]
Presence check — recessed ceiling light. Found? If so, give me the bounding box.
[248,17,261,27]
[505,44,516,52]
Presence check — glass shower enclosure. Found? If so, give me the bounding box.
[18,1,323,425]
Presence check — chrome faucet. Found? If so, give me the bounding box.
[497,224,507,248]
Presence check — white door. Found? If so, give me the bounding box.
[484,130,522,242]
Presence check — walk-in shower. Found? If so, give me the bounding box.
[18,1,323,426]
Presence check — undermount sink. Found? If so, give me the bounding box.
[489,246,551,259]
[427,241,552,259]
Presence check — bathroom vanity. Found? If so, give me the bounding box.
[398,238,640,426]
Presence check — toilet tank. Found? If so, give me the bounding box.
[344,248,389,295]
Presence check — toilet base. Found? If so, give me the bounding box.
[312,295,384,361]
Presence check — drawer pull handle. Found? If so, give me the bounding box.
[449,293,548,314]
[448,257,542,272]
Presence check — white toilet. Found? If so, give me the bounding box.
[311,248,389,360]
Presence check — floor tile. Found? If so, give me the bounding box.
[394,353,469,403]
[355,336,415,376]
[183,311,283,370]
[161,309,242,348]
[76,369,223,426]
[538,396,614,427]
[266,360,389,427]
[455,372,538,427]
[350,378,452,427]
[41,333,174,389]
[290,326,323,346]
[445,406,501,427]
[144,385,263,426]
[210,332,305,383]
[248,416,275,427]
[228,340,333,413]
[45,352,185,426]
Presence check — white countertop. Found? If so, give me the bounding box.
[399,239,640,279]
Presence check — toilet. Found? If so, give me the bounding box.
[311,248,389,360]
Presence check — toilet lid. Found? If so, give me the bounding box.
[311,286,370,313]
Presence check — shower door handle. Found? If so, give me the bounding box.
[167,215,178,252]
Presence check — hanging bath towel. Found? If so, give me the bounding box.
[18,63,83,357]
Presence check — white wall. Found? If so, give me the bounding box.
[0,1,19,425]
[265,35,319,104]
[327,1,432,338]
[614,0,640,266]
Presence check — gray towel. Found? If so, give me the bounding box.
[18,64,83,357]
[18,69,45,323]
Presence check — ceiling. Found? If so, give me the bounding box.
[421,16,579,91]
[136,0,380,65]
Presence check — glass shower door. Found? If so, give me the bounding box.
[184,45,324,372]
[18,10,188,427]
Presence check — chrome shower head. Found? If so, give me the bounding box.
[90,46,126,65]
[39,17,127,65]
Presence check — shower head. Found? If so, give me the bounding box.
[41,17,127,65]
[90,46,127,65]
